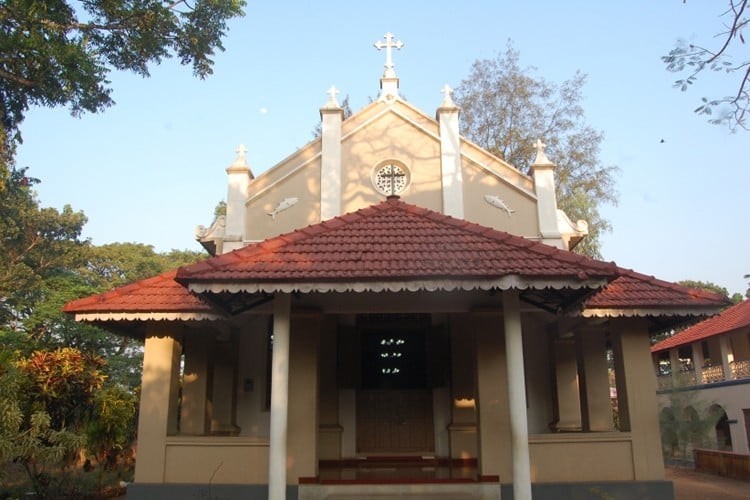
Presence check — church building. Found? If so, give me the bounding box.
[64,33,728,499]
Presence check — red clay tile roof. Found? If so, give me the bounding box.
[651,299,750,352]
[175,198,618,289]
[583,268,729,311]
[62,270,218,318]
[63,200,728,321]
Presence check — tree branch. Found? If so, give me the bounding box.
[0,68,35,88]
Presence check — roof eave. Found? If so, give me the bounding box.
[185,276,612,295]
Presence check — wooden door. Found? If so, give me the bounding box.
[356,389,434,453]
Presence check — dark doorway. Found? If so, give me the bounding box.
[355,314,435,454]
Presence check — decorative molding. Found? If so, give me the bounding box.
[187,277,609,295]
[195,215,226,240]
[267,197,299,220]
[73,312,225,322]
[484,194,515,216]
[580,307,721,319]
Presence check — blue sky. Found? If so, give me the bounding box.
[14,1,749,296]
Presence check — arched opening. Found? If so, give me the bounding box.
[710,404,733,451]
[660,407,678,458]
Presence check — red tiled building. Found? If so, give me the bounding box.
[65,37,727,500]
[651,299,750,455]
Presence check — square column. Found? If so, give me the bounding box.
[719,335,734,380]
[287,313,321,481]
[552,337,582,431]
[181,334,211,435]
[134,334,182,483]
[475,312,511,478]
[691,343,705,385]
[612,318,664,480]
[576,331,615,432]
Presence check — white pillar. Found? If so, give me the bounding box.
[437,86,464,219]
[668,349,681,377]
[691,343,705,385]
[503,290,532,500]
[531,140,563,249]
[320,87,344,221]
[269,294,291,500]
[719,335,733,380]
[224,146,253,253]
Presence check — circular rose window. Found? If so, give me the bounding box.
[372,162,410,196]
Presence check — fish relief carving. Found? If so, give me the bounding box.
[267,197,299,220]
[484,194,515,217]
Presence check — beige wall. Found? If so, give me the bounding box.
[235,316,272,438]
[164,438,269,484]
[656,381,750,455]
[341,106,442,213]
[529,434,635,482]
[240,98,543,246]
[522,316,555,434]
[245,155,322,242]
[462,162,538,237]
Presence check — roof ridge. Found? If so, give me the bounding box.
[615,267,728,304]
[177,198,620,282]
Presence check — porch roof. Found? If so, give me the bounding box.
[175,197,617,294]
[62,199,727,323]
[62,270,224,322]
[651,299,750,353]
[581,268,729,319]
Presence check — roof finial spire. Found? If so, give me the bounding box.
[375,32,404,101]
[533,138,552,165]
[374,32,403,78]
[325,85,340,107]
[232,144,249,168]
[440,84,456,107]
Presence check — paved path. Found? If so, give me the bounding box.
[667,467,750,499]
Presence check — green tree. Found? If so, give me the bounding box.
[663,0,749,130]
[17,348,106,430]
[453,42,619,258]
[0,349,87,497]
[0,0,246,144]
[677,279,743,304]
[0,167,88,352]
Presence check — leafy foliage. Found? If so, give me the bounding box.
[86,385,137,468]
[17,348,106,430]
[0,0,246,142]
[663,1,750,130]
[0,350,87,497]
[0,167,88,345]
[453,42,619,258]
